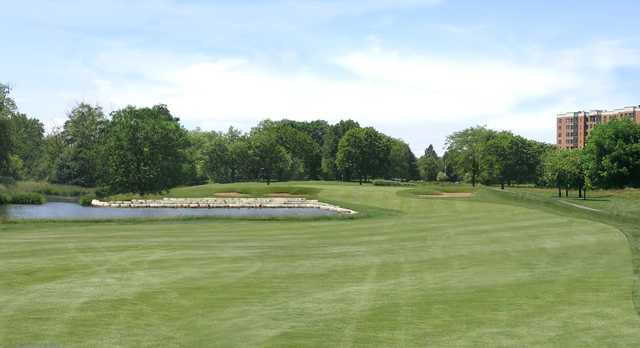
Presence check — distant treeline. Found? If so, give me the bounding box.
[1,84,639,196]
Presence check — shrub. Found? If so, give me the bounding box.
[95,186,111,199]
[0,192,9,205]
[0,176,16,186]
[436,172,450,182]
[372,179,417,187]
[79,194,97,206]
[9,192,46,204]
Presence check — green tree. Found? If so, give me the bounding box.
[445,126,496,187]
[584,118,640,188]
[321,119,360,180]
[9,113,45,179]
[41,127,66,181]
[102,105,189,194]
[388,138,419,181]
[204,128,254,183]
[254,120,322,180]
[543,149,568,198]
[543,148,588,198]
[250,129,289,185]
[481,131,539,189]
[418,144,441,181]
[0,84,17,177]
[228,138,252,181]
[53,103,107,187]
[336,127,390,184]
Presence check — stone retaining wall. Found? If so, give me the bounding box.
[91,197,357,215]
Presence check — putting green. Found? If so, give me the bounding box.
[1,183,639,346]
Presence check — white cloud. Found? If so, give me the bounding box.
[77,41,638,151]
[92,49,572,120]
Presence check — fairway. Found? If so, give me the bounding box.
[1,183,639,347]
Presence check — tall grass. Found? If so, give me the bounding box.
[12,181,94,197]
[103,183,322,201]
[0,181,92,205]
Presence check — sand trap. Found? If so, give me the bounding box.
[215,192,245,197]
[418,192,474,198]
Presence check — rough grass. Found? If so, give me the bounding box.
[105,182,321,201]
[1,182,640,346]
[502,186,640,218]
[9,181,94,197]
[0,183,47,205]
[400,182,478,196]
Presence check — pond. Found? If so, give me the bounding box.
[0,202,337,221]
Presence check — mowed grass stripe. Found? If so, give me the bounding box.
[1,183,639,346]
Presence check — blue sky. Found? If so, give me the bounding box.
[2,0,640,153]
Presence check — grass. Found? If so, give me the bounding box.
[0,181,94,204]
[400,182,478,196]
[105,182,321,201]
[1,182,640,346]
[490,185,640,316]
[501,186,640,218]
[9,181,94,197]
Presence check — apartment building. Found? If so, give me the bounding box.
[556,105,640,149]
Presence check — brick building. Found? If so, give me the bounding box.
[556,105,640,149]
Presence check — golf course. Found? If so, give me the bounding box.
[2,182,640,347]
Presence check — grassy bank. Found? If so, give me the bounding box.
[104,182,322,201]
[0,181,94,205]
[1,182,639,346]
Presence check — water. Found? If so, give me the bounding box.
[0,202,336,221]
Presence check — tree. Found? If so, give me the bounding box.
[436,171,449,182]
[564,149,588,199]
[9,113,45,179]
[102,105,189,194]
[227,138,252,182]
[388,138,419,181]
[41,127,66,181]
[52,103,107,187]
[584,118,640,188]
[203,128,254,183]
[543,149,568,198]
[321,119,360,180]
[336,127,390,184]
[270,124,319,180]
[543,148,588,198]
[256,119,326,179]
[445,126,496,187]
[0,84,16,177]
[250,129,289,185]
[418,144,441,181]
[183,128,216,185]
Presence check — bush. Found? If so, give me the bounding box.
[372,179,417,187]
[0,176,16,186]
[79,194,96,206]
[0,192,9,205]
[95,186,111,199]
[436,172,450,182]
[9,192,46,204]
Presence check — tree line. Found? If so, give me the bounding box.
[0,85,420,194]
[2,83,639,196]
[415,121,640,197]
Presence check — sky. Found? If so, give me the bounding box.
[2,0,640,154]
